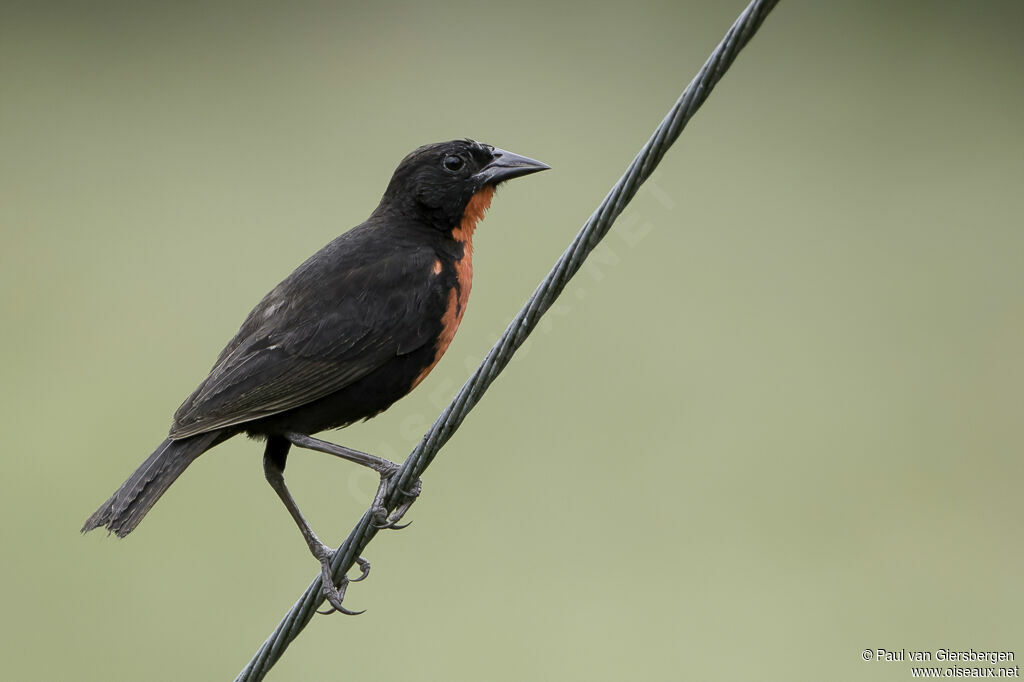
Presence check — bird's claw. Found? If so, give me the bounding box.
[371,511,412,530]
[317,582,363,616]
[350,555,371,582]
[315,552,370,616]
[400,478,423,499]
[369,473,422,530]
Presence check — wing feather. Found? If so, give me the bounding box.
[169,242,440,438]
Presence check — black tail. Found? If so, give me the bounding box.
[82,431,223,537]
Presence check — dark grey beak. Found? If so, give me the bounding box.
[472,147,550,186]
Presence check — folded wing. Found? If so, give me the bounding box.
[170,245,440,439]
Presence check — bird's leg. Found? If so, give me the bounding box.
[263,436,369,615]
[283,432,422,529]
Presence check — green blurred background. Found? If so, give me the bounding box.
[2,1,1022,680]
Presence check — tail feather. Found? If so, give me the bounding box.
[82,432,221,537]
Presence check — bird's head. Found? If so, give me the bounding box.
[377,139,549,229]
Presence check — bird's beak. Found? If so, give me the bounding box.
[472,147,550,186]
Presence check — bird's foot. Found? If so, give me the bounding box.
[369,467,422,530]
[315,551,371,616]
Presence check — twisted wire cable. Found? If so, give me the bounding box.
[236,1,780,678]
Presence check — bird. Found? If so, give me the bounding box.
[82,139,549,613]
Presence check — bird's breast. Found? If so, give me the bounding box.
[409,185,494,390]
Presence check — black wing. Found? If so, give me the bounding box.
[169,240,441,439]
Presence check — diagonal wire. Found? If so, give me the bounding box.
[235,1,780,679]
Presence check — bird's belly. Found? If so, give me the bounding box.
[245,343,441,436]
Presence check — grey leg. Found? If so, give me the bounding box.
[263,435,369,615]
[283,432,421,528]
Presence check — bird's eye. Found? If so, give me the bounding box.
[442,155,464,172]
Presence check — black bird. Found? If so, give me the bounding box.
[83,139,549,613]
